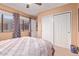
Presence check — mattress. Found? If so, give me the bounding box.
[0,37,55,56]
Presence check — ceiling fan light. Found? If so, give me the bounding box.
[26,3,32,8]
[26,4,29,8]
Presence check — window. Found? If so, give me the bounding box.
[20,16,29,31]
[0,10,13,32]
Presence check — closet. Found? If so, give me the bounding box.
[42,12,71,49]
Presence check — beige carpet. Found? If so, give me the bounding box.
[54,46,78,56]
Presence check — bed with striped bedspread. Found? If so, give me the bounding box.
[0,37,54,56]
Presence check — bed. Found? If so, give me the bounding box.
[0,37,55,56]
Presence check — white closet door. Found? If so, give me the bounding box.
[53,12,71,49]
[42,15,53,44]
[31,19,37,37]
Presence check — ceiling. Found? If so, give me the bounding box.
[3,3,66,16]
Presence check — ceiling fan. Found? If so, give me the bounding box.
[26,3,42,8]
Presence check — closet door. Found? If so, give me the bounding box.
[42,15,53,43]
[53,12,71,49]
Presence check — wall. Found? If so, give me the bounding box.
[0,32,12,41]
[21,30,29,37]
[37,3,78,46]
[77,4,79,47]
[0,31,29,41]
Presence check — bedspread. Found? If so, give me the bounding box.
[0,37,55,56]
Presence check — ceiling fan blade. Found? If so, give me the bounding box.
[35,3,42,5]
[26,3,42,8]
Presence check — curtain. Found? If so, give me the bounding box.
[13,13,21,38]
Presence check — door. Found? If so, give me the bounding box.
[53,12,71,49]
[42,15,53,44]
